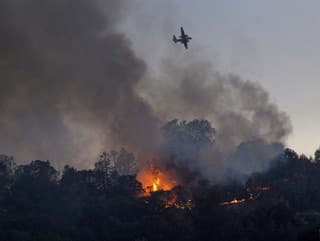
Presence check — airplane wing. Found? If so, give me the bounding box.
[180,27,185,36]
[184,41,188,49]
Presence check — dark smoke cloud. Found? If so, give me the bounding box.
[228,140,284,176]
[138,54,292,181]
[141,54,291,151]
[0,0,292,180]
[122,1,292,153]
[0,0,159,167]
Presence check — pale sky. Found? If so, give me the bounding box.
[122,0,320,156]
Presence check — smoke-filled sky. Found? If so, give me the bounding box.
[0,0,316,170]
[122,0,320,156]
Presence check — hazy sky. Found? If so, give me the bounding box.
[123,0,320,156]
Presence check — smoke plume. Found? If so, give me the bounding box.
[0,0,292,180]
[141,54,291,149]
[0,0,159,167]
[138,54,292,182]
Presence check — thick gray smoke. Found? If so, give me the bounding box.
[138,55,292,181]
[0,0,292,180]
[0,0,159,167]
[141,54,291,150]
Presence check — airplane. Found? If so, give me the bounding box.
[173,27,192,49]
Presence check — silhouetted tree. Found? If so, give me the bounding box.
[0,155,15,196]
[315,148,320,163]
[95,151,112,174]
[1,120,320,241]
[161,120,215,162]
[160,119,215,182]
[114,148,137,176]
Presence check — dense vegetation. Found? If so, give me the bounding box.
[1,120,320,241]
[1,148,320,241]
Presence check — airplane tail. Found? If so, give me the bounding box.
[173,35,178,43]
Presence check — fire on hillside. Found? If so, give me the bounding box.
[137,164,178,195]
[220,186,271,206]
[136,163,193,209]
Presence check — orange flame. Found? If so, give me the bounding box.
[152,177,160,192]
[137,165,177,195]
[220,198,246,206]
[221,186,271,206]
[164,194,192,209]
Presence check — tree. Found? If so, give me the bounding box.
[114,148,137,176]
[95,149,138,176]
[315,148,320,163]
[95,151,112,174]
[0,155,15,195]
[161,119,215,162]
[15,160,58,183]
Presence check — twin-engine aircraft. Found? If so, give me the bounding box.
[173,27,192,49]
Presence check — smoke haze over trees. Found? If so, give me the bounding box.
[0,0,291,179]
[1,145,320,241]
[1,1,319,240]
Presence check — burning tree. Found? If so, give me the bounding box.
[137,163,177,194]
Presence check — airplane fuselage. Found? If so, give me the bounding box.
[180,35,191,42]
[173,27,192,49]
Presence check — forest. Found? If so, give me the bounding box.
[1,120,320,241]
